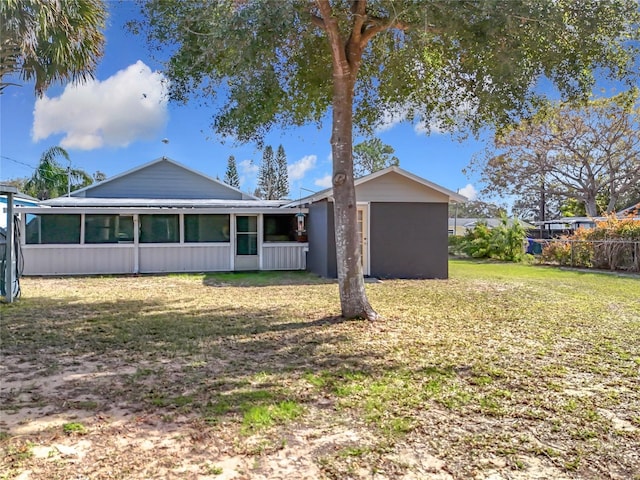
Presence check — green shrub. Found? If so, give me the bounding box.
[459,216,527,262]
[540,215,640,271]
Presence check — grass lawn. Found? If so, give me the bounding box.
[1,260,639,479]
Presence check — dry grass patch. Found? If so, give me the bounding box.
[1,262,639,479]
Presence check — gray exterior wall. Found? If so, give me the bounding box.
[308,201,448,279]
[369,202,448,279]
[76,161,244,200]
[306,201,337,278]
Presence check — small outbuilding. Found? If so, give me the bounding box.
[291,166,466,279]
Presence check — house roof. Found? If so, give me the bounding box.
[286,166,467,206]
[69,157,258,200]
[41,197,289,208]
[617,201,640,218]
[448,217,535,229]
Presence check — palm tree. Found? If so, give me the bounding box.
[24,147,92,200]
[0,0,106,96]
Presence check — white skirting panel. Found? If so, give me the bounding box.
[23,245,135,275]
[261,244,307,270]
[139,244,231,273]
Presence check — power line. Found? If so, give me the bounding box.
[1,155,37,170]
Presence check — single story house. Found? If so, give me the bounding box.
[16,157,465,278]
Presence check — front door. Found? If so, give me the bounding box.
[357,206,369,276]
[235,215,259,270]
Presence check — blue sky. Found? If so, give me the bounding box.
[0,2,487,202]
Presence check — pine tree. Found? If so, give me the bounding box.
[224,155,240,188]
[275,144,289,199]
[257,145,276,199]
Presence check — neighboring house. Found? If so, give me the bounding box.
[1,191,39,229]
[617,201,640,219]
[16,158,464,278]
[448,217,533,236]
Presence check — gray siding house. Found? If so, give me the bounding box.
[17,158,465,278]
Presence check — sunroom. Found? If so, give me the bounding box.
[19,205,308,275]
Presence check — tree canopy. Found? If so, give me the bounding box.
[353,138,399,178]
[24,146,93,200]
[135,0,639,319]
[0,0,106,96]
[476,90,640,218]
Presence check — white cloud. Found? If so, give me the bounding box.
[239,159,258,175]
[32,60,168,150]
[375,106,409,133]
[314,174,332,188]
[414,119,447,136]
[458,183,478,201]
[288,155,317,181]
[238,159,259,190]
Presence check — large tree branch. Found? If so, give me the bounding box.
[316,0,349,78]
[360,16,409,47]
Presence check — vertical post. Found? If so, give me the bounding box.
[133,214,140,274]
[5,192,14,303]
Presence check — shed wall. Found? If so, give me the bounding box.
[306,201,336,278]
[369,202,448,278]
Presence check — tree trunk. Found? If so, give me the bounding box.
[584,196,598,217]
[331,74,379,320]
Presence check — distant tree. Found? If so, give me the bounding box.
[136,0,639,320]
[2,177,27,192]
[24,146,92,200]
[477,90,640,218]
[257,146,277,200]
[224,155,240,188]
[275,145,289,199]
[0,0,106,96]
[353,138,399,177]
[449,200,506,219]
[93,171,107,183]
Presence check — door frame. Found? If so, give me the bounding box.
[357,203,370,276]
[234,214,260,270]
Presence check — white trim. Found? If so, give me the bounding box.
[18,206,307,215]
[133,214,139,274]
[262,242,308,247]
[80,214,85,245]
[258,214,263,270]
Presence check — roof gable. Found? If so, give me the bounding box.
[288,166,466,205]
[70,157,257,200]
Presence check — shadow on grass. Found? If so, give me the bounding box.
[1,294,383,431]
[202,270,335,287]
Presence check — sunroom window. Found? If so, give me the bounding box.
[263,214,297,242]
[85,215,134,243]
[184,214,230,242]
[139,214,179,243]
[25,214,80,244]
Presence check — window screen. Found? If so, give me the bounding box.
[184,214,230,242]
[263,215,297,242]
[139,214,179,243]
[85,215,134,243]
[25,214,81,244]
